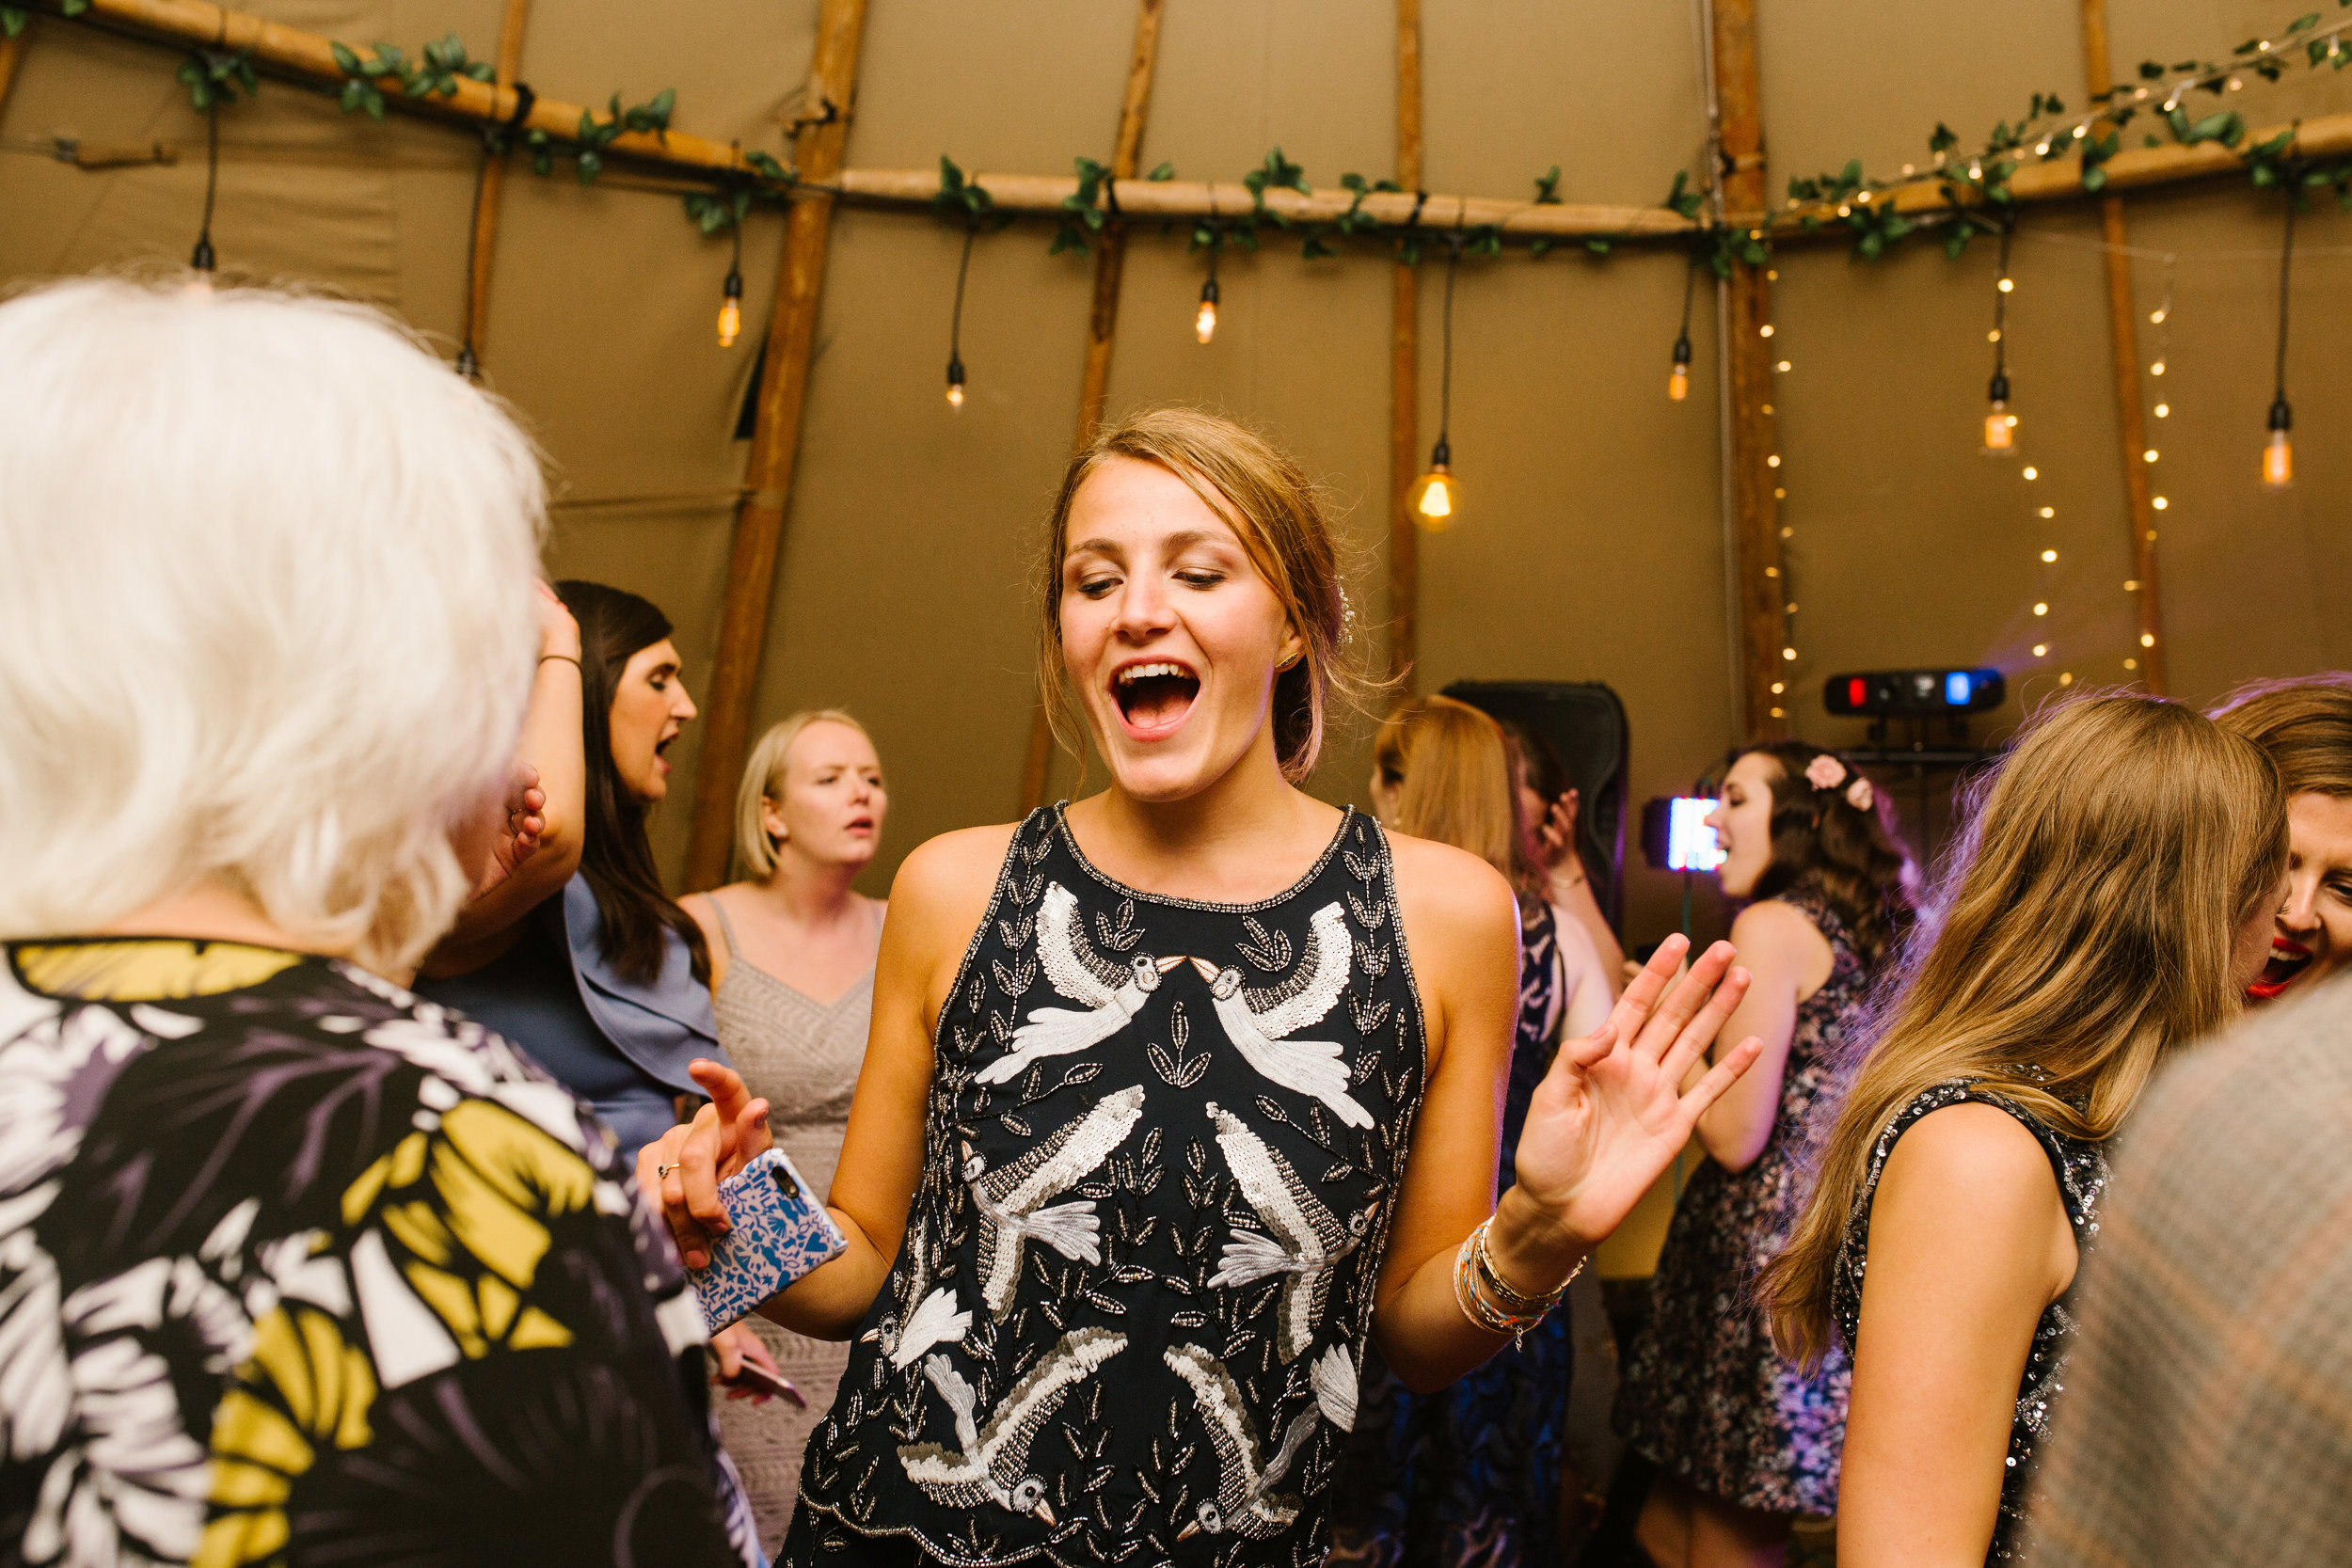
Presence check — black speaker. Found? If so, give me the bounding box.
[1440,680,1630,936]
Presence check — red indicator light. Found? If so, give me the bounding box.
[1848,677,1867,708]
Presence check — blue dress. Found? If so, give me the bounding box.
[1325,900,1574,1568]
[420,873,732,1164]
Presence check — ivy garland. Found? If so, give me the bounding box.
[1786,4,2352,266]
[16,2,2348,278]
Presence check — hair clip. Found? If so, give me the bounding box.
[1804,753,1849,792]
[1845,776,1875,813]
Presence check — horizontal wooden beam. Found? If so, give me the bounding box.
[80,0,772,179]
[65,0,2352,246]
[1772,107,2352,231]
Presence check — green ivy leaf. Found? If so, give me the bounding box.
[1146,161,1175,181]
[1534,165,1562,204]
[59,0,87,14]
[1587,238,1612,257]
[331,40,362,73]
[1530,237,1553,259]
[576,149,602,184]
[1302,234,1335,260]
[2083,164,2109,193]
[1929,121,1959,152]
[2254,128,2296,157]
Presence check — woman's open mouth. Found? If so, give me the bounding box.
[655,731,677,773]
[1112,659,1200,740]
[2249,937,2313,1002]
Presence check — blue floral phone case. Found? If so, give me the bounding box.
[688,1146,848,1333]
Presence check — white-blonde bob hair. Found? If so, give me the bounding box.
[736,709,873,879]
[0,278,546,973]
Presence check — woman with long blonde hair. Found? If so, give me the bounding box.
[1331,696,1606,1568]
[1759,695,2287,1565]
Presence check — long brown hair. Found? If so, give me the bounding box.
[554,580,710,988]
[2212,673,2352,798]
[1035,407,1370,784]
[1760,694,2285,1365]
[1375,696,1538,903]
[1740,741,1916,968]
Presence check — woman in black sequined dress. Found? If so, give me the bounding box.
[1760,695,2289,1564]
[641,409,1769,1567]
[1616,743,1912,1568]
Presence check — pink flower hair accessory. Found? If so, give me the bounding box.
[1804,753,1849,792]
[1845,775,1876,813]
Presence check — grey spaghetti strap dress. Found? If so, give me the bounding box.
[702,892,880,1553]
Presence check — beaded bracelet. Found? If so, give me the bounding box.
[1451,1217,1584,1348]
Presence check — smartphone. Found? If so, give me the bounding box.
[687,1147,849,1334]
[716,1356,806,1408]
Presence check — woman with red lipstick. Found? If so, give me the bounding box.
[687,710,892,1550]
[421,580,734,1166]
[2213,675,2352,1006]
[642,408,1764,1568]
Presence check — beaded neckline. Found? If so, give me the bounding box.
[1049,800,1359,914]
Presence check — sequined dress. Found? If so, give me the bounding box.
[1613,890,1867,1516]
[1325,900,1571,1568]
[1831,1080,2107,1562]
[782,805,1428,1568]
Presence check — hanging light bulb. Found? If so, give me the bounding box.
[2263,194,2296,489]
[1983,371,2016,455]
[717,267,743,348]
[1412,238,1467,531]
[946,355,965,410]
[1195,277,1219,344]
[1667,258,1697,402]
[1409,436,1459,527]
[2264,398,2293,488]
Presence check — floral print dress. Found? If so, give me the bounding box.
[0,938,755,1568]
[1613,890,1867,1516]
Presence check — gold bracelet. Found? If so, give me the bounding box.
[1472,1219,1581,1315]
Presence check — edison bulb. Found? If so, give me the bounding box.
[717,296,741,348]
[1195,277,1220,345]
[946,381,965,409]
[2265,429,2294,488]
[1983,402,2016,454]
[1410,466,1459,530]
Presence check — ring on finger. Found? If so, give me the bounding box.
[656,1164,676,1179]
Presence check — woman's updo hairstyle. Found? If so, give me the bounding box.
[1036,407,1367,784]
[1741,740,1915,967]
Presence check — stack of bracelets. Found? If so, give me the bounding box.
[1453,1216,1581,1348]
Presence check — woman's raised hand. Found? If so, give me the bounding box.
[637,1057,772,1270]
[1512,934,1763,1248]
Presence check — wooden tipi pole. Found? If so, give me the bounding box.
[458,0,531,372]
[2080,0,2169,694]
[1018,0,1166,815]
[1389,0,1422,688]
[682,0,870,890]
[1708,0,1788,742]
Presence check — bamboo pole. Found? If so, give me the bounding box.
[60,0,2352,240]
[1019,0,1165,816]
[1389,0,1422,689]
[681,0,868,891]
[458,0,531,371]
[1709,0,1788,743]
[2080,0,2168,695]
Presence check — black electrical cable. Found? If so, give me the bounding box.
[946,217,977,394]
[1986,220,2014,405]
[2273,191,2296,405]
[190,102,219,272]
[1434,236,1458,461]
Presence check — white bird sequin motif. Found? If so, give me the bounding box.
[964,1085,1147,1315]
[1191,900,1371,1127]
[898,1328,1127,1522]
[1203,1101,1375,1362]
[982,882,1182,1084]
[1165,1343,1321,1540]
[859,1220,972,1370]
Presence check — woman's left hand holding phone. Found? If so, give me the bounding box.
[638,1057,772,1270]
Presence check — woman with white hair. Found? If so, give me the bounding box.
[686,709,891,1548]
[0,278,752,1567]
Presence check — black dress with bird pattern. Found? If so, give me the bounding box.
[781,805,1428,1568]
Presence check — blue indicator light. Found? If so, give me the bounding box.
[1945,671,1972,706]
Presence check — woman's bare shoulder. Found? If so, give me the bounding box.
[886,825,1022,939]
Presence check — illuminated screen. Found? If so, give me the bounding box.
[1945,671,1973,706]
[1666,798,1724,872]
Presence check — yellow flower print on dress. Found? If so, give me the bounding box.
[193,1304,376,1568]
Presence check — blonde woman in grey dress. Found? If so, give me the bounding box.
[687,709,888,1552]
